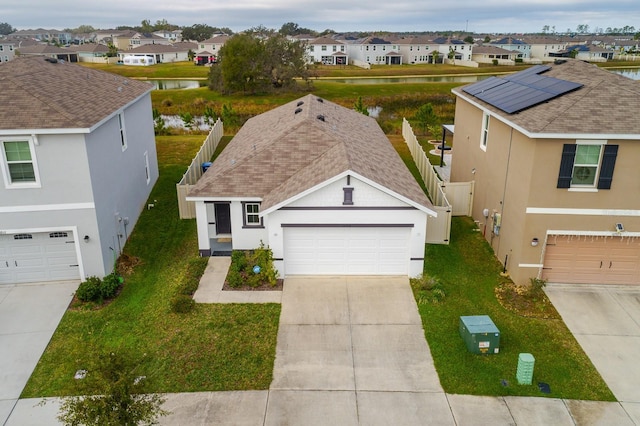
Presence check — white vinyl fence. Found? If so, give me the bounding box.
[176,118,224,219]
[402,118,474,244]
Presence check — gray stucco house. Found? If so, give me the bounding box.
[0,56,158,284]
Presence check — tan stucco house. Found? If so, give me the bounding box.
[450,59,640,285]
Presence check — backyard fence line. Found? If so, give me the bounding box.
[176,118,224,219]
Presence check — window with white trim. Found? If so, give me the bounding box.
[1,138,40,187]
[557,141,618,189]
[144,151,150,184]
[118,112,127,151]
[480,112,490,150]
[243,202,262,227]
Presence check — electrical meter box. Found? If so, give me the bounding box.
[459,315,500,354]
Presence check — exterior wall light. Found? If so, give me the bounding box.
[531,238,539,247]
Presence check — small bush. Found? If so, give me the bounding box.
[527,277,547,298]
[76,276,102,302]
[411,274,446,304]
[100,273,122,299]
[492,59,499,66]
[170,294,195,313]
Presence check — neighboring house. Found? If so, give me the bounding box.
[15,44,78,62]
[521,37,569,62]
[471,45,519,64]
[118,44,191,63]
[153,29,183,42]
[187,95,436,277]
[0,41,16,63]
[74,43,110,63]
[129,32,172,48]
[449,59,640,285]
[347,36,403,65]
[397,36,438,64]
[431,37,472,62]
[111,30,138,50]
[490,37,531,59]
[9,28,72,45]
[306,37,348,65]
[551,44,615,62]
[0,56,158,284]
[196,35,230,60]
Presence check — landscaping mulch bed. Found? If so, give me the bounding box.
[494,281,560,319]
[222,278,284,292]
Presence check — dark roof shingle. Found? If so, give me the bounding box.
[0,56,153,131]
[189,94,433,211]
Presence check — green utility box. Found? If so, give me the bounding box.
[459,315,500,354]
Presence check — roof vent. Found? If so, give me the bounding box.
[294,108,302,114]
[317,97,324,103]
[44,57,58,64]
[297,101,304,106]
[316,114,325,122]
[554,59,567,65]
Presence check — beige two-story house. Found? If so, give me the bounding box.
[450,59,640,285]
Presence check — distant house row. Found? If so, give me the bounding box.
[1,29,638,66]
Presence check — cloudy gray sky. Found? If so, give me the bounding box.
[5,0,639,34]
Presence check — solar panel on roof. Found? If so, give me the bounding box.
[461,65,582,114]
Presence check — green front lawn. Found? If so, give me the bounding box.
[22,136,280,397]
[415,217,615,401]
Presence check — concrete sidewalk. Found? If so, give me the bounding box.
[5,275,640,425]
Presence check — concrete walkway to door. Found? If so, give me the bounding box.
[265,276,453,425]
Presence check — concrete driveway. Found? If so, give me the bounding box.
[265,275,452,426]
[0,281,78,425]
[545,283,640,405]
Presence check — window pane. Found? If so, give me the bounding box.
[4,141,31,161]
[8,163,35,182]
[575,145,600,165]
[572,166,597,185]
[247,215,260,224]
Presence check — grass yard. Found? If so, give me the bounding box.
[22,135,280,397]
[415,217,615,401]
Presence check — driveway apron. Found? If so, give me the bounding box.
[265,276,451,426]
[0,281,78,425]
[545,283,640,403]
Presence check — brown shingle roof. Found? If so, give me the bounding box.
[454,59,640,135]
[0,56,152,130]
[189,94,434,212]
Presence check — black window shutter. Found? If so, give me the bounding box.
[557,144,576,188]
[597,144,618,190]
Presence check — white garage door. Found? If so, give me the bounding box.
[542,235,640,285]
[283,226,411,275]
[0,231,80,284]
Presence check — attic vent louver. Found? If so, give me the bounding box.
[317,98,324,103]
[297,101,304,106]
[316,114,325,122]
[295,108,302,114]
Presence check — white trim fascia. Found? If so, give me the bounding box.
[518,263,544,268]
[0,225,85,279]
[453,90,640,141]
[0,202,95,213]
[259,170,438,217]
[526,207,640,216]
[0,128,91,136]
[546,230,640,237]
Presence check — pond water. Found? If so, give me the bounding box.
[608,68,640,80]
[149,68,639,91]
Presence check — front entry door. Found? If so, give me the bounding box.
[214,203,231,234]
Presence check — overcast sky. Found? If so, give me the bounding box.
[5,0,639,34]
